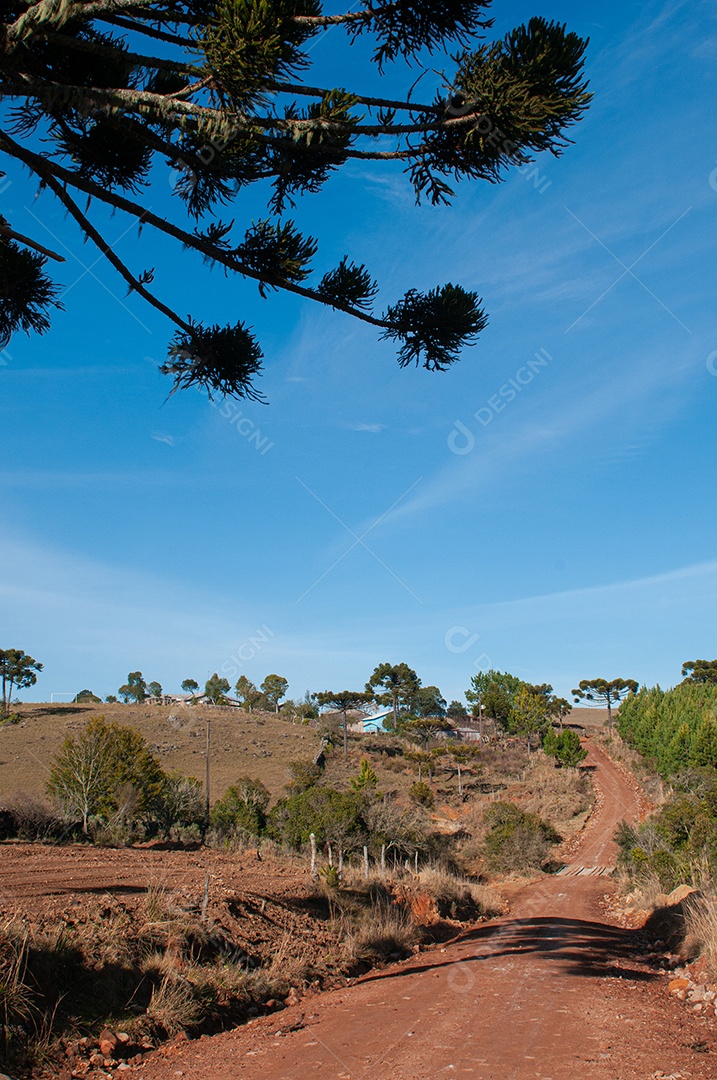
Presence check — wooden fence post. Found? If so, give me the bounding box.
[363,845,369,881]
[310,832,317,880]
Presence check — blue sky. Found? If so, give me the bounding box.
[2,0,716,705]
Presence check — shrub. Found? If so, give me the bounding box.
[352,758,379,791]
[286,759,323,794]
[543,728,587,767]
[409,781,434,808]
[154,774,206,838]
[268,786,364,850]
[210,777,270,837]
[363,799,432,860]
[47,717,166,834]
[484,801,561,873]
[7,793,75,842]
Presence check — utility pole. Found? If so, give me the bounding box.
[205,716,211,823]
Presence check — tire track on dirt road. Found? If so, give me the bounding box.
[132,738,717,1080]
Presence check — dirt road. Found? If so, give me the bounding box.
[133,741,717,1080]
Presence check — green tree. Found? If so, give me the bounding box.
[316,689,373,753]
[234,675,261,712]
[479,683,512,729]
[445,743,481,797]
[74,689,101,704]
[210,776,271,836]
[153,773,205,838]
[181,678,199,697]
[691,717,717,769]
[269,786,364,850]
[404,748,436,782]
[0,5,590,398]
[0,648,43,717]
[408,685,447,717]
[118,671,147,704]
[447,700,468,721]
[510,685,550,752]
[547,696,572,731]
[466,669,524,731]
[260,674,289,713]
[544,728,587,768]
[105,694,118,704]
[543,725,559,758]
[366,662,420,728]
[682,660,717,685]
[147,681,163,700]
[572,677,639,733]
[403,716,453,748]
[351,758,378,792]
[47,717,166,833]
[205,673,230,704]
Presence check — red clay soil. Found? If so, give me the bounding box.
[131,741,717,1080]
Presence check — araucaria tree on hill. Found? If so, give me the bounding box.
[0,3,590,399]
[682,660,717,685]
[572,677,638,733]
[0,648,42,717]
[316,690,374,754]
[366,662,420,729]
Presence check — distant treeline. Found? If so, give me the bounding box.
[617,682,717,777]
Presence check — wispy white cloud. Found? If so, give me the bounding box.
[349,422,385,433]
[366,341,700,529]
[151,434,176,446]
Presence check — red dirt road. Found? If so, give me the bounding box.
[133,741,717,1080]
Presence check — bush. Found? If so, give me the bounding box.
[614,781,717,889]
[363,798,431,860]
[268,785,364,850]
[210,777,270,837]
[409,781,434,808]
[154,774,206,838]
[286,759,323,793]
[543,728,587,767]
[7,793,76,842]
[484,801,561,873]
[47,717,166,834]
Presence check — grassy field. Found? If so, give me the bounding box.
[0,702,604,811]
[0,701,321,806]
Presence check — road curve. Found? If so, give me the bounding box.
[133,740,715,1080]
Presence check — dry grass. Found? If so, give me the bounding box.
[342,901,417,962]
[0,926,35,1032]
[519,756,594,832]
[416,866,503,917]
[146,975,204,1035]
[595,731,667,805]
[683,894,717,976]
[1,702,321,806]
